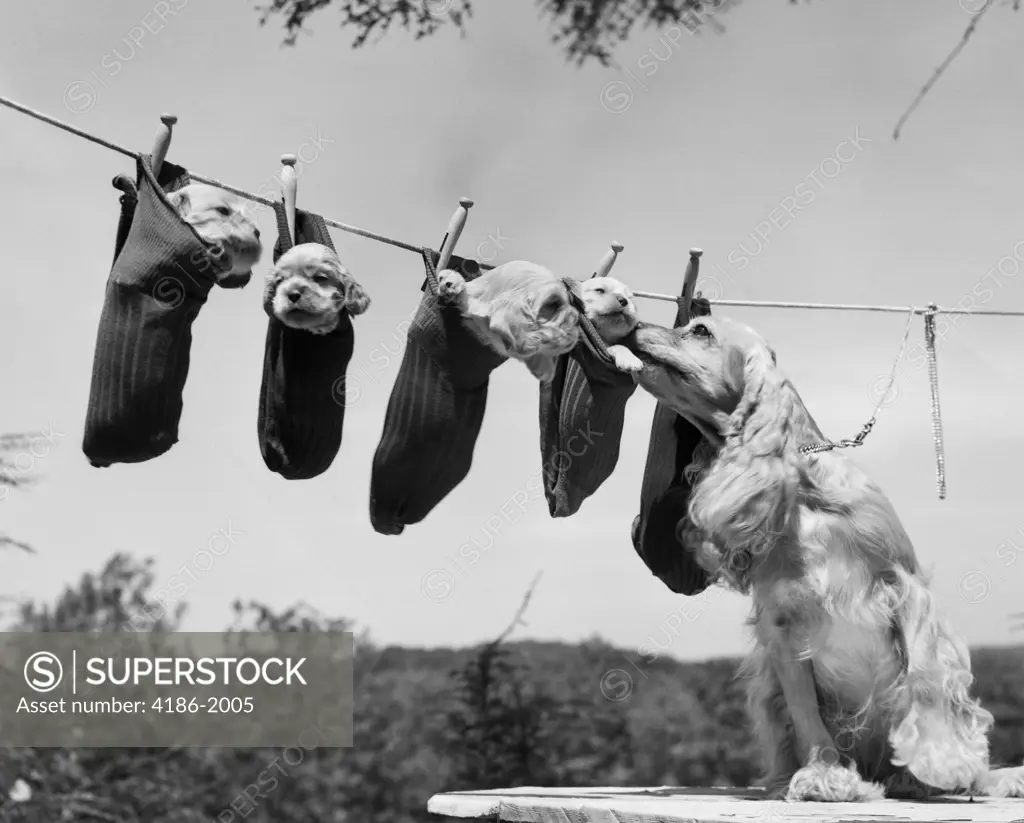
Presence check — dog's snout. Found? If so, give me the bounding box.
[253,228,260,239]
[618,296,629,307]
[287,289,302,303]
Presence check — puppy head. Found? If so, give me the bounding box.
[470,261,580,359]
[625,316,777,440]
[167,184,263,279]
[263,242,370,335]
[579,276,638,343]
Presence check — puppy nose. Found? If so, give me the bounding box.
[618,296,629,307]
[253,228,260,239]
[287,289,302,303]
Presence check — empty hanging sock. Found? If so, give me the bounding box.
[257,203,365,479]
[369,249,507,535]
[537,305,638,517]
[631,412,716,595]
[82,155,229,467]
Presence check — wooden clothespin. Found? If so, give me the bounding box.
[151,113,176,179]
[280,154,298,245]
[678,247,703,324]
[591,242,624,279]
[436,198,474,271]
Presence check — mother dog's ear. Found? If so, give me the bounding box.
[343,279,371,317]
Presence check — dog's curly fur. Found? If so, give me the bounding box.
[264,243,370,335]
[579,276,643,374]
[625,316,1024,802]
[438,261,580,382]
[166,183,263,282]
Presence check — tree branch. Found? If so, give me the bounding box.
[489,571,543,650]
[892,0,999,141]
[0,536,35,553]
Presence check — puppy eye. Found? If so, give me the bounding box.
[592,287,605,295]
[312,274,331,285]
[690,323,713,339]
[215,206,232,216]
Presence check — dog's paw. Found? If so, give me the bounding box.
[978,766,1024,798]
[786,762,884,803]
[437,270,467,303]
[216,270,253,290]
[607,344,643,374]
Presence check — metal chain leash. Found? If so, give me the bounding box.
[799,307,917,456]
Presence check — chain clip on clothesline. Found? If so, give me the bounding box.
[923,303,947,500]
[797,306,917,457]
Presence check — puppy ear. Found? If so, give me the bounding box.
[524,353,557,382]
[343,279,371,317]
[166,188,190,217]
[263,269,283,317]
[487,307,518,355]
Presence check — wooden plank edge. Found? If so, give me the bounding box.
[427,787,1024,823]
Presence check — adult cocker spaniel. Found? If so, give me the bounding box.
[625,315,1024,802]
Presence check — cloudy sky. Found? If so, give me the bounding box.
[1,0,1022,662]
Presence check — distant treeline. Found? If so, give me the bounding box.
[1,553,1021,822]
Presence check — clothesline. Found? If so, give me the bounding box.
[4,92,1024,318]
[635,292,1024,316]
[0,94,438,262]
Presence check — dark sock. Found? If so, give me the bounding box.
[83,155,224,467]
[258,204,357,480]
[631,296,715,595]
[369,250,507,535]
[537,312,638,517]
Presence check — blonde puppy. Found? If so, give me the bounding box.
[264,243,371,335]
[438,262,580,382]
[166,184,263,281]
[579,276,643,374]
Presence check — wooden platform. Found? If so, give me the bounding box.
[427,786,1024,822]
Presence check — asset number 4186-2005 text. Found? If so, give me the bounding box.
[152,696,254,713]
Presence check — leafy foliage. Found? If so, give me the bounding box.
[1,553,1023,821]
[254,0,1023,138]
[257,0,473,49]
[257,0,750,66]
